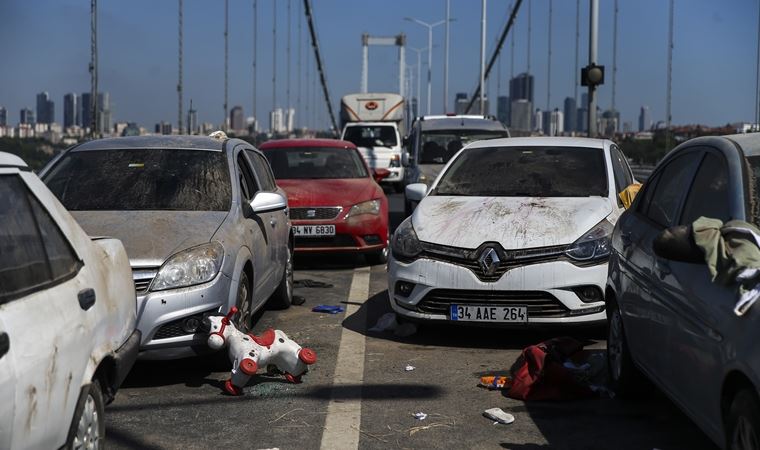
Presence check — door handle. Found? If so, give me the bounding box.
[78,288,96,311]
[0,332,8,359]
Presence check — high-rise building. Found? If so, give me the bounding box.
[270,108,284,134]
[187,105,198,135]
[20,108,35,125]
[36,92,55,124]
[230,106,245,133]
[543,109,564,136]
[563,97,576,133]
[285,108,295,133]
[638,106,651,132]
[509,73,534,104]
[63,93,79,129]
[155,121,172,135]
[510,99,532,132]
[533,108,543,133]
[81,92,111,133]
[497,96,509,126]
[0,106,6,127]
[601,109,620,136]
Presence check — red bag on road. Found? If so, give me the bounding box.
[507,337,594,401]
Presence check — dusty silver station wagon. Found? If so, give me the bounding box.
[41,135,293,360]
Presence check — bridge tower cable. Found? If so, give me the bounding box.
[574,0,579,104]
[510,3,515,80]
[303,0,339,134]
[527,0,531,75]
[444,0,450,112]
[89,0,98,137]
[178,0,184,134]
[464,0,523,114]
[273,0,277,114]
[287,0,292,115]
[546,0,552,111]
[297,0,302,129]
[666,0,674,150]
[253,0,258,131]
[224,0,229,132]
[611,0,618,114]
[756,0,760,129]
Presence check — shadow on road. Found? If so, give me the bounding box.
[294,252,377,271]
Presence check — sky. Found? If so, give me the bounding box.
[0,0,758,130]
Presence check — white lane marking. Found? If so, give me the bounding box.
[319,266,371,450]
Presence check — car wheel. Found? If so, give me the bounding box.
[67,380,105,450]
[269,247,293,310]
[607,298,642,397]
[365,246,389,266]
[235,271,252,332]
[727,389,760,450]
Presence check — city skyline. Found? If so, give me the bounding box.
[0,0,757,130]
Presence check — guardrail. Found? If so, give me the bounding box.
[630,164,655,182]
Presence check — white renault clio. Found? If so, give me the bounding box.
[388,137,635,326]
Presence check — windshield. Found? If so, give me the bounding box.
[43,149,232,211]
[263,147,369,179]
[433,146,608,197]
[418,129,509,164]
[342,125,398,147]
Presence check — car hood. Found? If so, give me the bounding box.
[413,196,613,249]
[70,210,228,267]
[277,178,377,208]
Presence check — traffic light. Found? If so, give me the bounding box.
[581,64,605,87]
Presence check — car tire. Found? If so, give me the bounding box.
[607,298,643,398]
[365,247,389,266]
[727,388,760,450]
[66,380,106,450]
[269,247,293,310]
[235,271,252,332]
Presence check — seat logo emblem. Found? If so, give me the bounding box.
[478,247,501,276]
[306,209,317,218]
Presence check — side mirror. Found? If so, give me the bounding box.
[373,168,391,183]
[618,183,642,209]
[401,150,410,167]
[250,192,287,214]
[652,225,704,263]
[405,183,427,202]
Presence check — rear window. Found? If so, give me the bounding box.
[43,149,232,211]
[433,146,608,197]
[419,129,509,164]
[262,147,369,179]
[342,125,397,147]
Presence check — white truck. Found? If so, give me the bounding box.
[340,93,407,192]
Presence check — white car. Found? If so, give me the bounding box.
[388,137,635,326]
[0,152,139,449]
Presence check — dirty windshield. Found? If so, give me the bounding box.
[263,147,368,179]
[433,146,608,197]
[43,149,232,211]
[418,129,509,164]
[342,125,397,147]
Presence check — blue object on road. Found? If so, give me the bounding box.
[311,305,345,314]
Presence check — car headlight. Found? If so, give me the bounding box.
[565,219,613,262]
[347,199,380,217]
[151,242,224,291]
[391,217,423,260]
[389,155,401,168]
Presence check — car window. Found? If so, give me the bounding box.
[343,125,398,147]
[433,146,607,197]
[418,129,509,164]
[43,149,232,211]
[680,152,731,225]
[610,145,634,194]
[236,153,259,201]
[0,175,81,302]
[645,154,700,227]
[246,150,277,191]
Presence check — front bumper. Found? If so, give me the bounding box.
[112,329,141,391]
[387,255,607,326]
[380,167,404,184]
[293,215,388,254]
[135,272,232,360]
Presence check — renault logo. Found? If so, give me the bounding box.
[478,247,501,276]
[306,209,316,218]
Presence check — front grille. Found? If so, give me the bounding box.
[417,289,569,318]
[295,234,357,248]
[153,311,208,340]
[417,242,568,282]
[133,268,158,294]
[290,207,342,220]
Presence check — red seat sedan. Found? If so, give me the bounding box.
[260,139,390,264]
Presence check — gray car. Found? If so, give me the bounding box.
[607,134,760,449]
[40,135,293,360]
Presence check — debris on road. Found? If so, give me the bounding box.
[413,412,428,421]
[369,312,417,337]
[292,295,306,306]
[479,375,512,390]
[294,279,334,288]
[405,365,416,371]
[483,408,515,425]
[311,304,345,314]
[204,307,317,396]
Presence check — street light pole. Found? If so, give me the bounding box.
[588,0,598,137]
[444,0,450,113]
[479,0,486,115]
[409,47,427,117]
[405,17,445,115]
